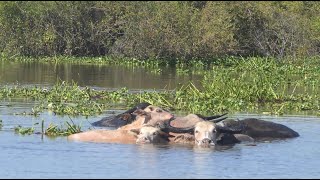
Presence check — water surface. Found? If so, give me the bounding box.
[0,102,319,178]
[0,60,202,90]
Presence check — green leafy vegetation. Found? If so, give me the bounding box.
[12,119,82,136]
[45,121,82,136]
[14,125,35,135]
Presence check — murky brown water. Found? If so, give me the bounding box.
[0,61,319,178]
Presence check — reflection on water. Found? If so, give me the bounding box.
[0,61,202,90]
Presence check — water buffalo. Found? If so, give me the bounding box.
[68,106,174,144]
[118,106,174,131]
[67,126,170,144]
[217,118,300,141]
[165,117,300,147]
[130,125,196,145]
[169,113,228,128]
[91,102,228,128]
[162,119,247,147]
[129,123,194,145]
[125,111,231,146]
[128,112,203,145]
[67,128,137,144]
[130,125,171,144]
[91,102,151,127]
[130,116,249,147]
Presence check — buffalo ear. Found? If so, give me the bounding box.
[158,130,170,141]
[142,115,152,124]
[120,113,132,121]
[132,109,146,116]
[158,130,169,138]
[148,106,154,111]
[130,128,141,136]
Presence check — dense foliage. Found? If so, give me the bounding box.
[0,1,319,60]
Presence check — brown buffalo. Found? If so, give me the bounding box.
[130,125,171,144]
[169,113,227,128]
[118,105,174,131]
[67,129,137,144]
[129,125,194,145]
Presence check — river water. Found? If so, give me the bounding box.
[0,61,319,178]
[0,60,202,90]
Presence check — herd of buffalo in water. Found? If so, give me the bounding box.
[68,102,300,148]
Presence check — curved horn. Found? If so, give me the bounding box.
[158,118,195,134]
[196,112,228,121]
[209,116,228,123]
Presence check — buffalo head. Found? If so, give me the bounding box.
[130,125,170,144]
[161,118,243,147]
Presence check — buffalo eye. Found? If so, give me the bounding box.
[156,109,162,113]
[153,132,158,135]
[195,130,199,134]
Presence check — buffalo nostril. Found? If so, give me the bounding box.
[202,138,211,144]
[144,137,148,140]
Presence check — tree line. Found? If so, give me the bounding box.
[0,1,319,61]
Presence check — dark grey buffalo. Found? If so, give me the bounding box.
[218,118,300,140]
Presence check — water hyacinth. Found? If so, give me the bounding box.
[45,121,82,136]
[11,120,82,136]
[14,125,35,135]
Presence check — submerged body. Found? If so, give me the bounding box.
[67,129,137,144]
[219,118,300,141]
